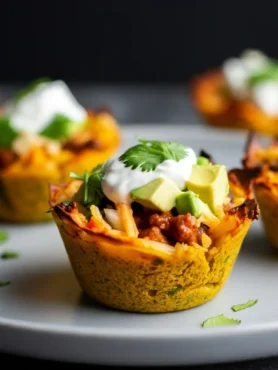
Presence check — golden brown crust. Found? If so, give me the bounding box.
[190,69,278,135]
[227,198,259,220]
[238,133,278,248]
[228,168,260,199]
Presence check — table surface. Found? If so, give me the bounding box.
[1,83,278,370]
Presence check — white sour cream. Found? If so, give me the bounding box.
[221,49,278,116]
[222,50,269,99]
[222,58,249,98]
[241,49,269,73]
[252,81,278,116]
[4,80,87,134]
[101,147,196,204]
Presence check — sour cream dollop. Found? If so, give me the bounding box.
[4,80,87,134]
[222,49,278,116]
[101,147,197,204]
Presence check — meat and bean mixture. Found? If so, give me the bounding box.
[134,209,206,245]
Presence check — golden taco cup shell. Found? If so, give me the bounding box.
[190,70,278,136]
[50,177,258,313]
[0,111,121,223]
[254,173,278,249]
[240,132,278,249]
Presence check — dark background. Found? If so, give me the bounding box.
[2,0,278,83]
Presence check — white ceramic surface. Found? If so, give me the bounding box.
[1,125,278,366]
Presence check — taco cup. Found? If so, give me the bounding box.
[50,138,259,313]
[191,49,278,136]
[241,132,278,248]
[0,79,121,223]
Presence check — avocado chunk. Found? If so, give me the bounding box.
[176,191,203,218]
[40,113,85,140]
[131,177,181,212]
[197,156,210,166]
[186,164,229,213]
[175,190,220,228]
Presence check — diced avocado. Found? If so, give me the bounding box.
[131,177,181,212]
[197,156,210,166]
[186,164,229,213]
[175,191,203,218]
[40,113,85,140]
[0,116,18,148]
[176,190,220,228]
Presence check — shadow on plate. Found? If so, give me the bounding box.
[7,264,120,312]
[9,266,82,306]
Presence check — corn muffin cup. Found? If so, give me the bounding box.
[0,111,121,223]
[254,176,278,249]
[50,174,258,313]
[240,132,278,249]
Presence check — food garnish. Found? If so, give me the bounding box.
[202,314,241,328]
[0,281,11,287]
[0,231,8,242]
[231,299,258,312]
[1,251,19,259]
[119,137,189,171]
[70,164,104,207]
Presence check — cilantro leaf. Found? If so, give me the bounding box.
[0,116,18,148]
[231,300,258,312]
[70,165,105,207]
[202,314,241,328]
[0,230,8,242]
[119,137,189,172]
[0,281,11,287]
[1,250,19,259]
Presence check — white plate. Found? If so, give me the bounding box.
[1,124,278,366]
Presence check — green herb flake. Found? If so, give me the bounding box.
[46,207,54,213]
[62,201,72,206]
[202,314,241,328]
[167,285,183,295]
[0,281,11,287]
[231,300,258,312]
[1,250,19,259]
[119,137,189,172]
[0,230,8,242]
[224,256,230,263]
